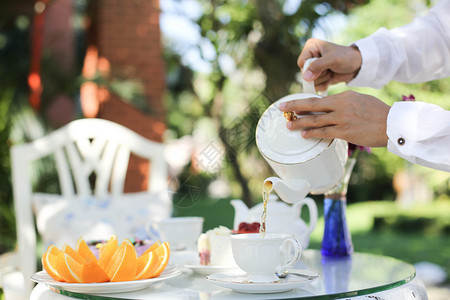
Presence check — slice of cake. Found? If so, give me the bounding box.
[197,226,235,266]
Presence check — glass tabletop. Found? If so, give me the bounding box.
[297,250,416,299]
[33,250,416,300]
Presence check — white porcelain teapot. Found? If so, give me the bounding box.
[231,196,317,249]
[255,58,348,204]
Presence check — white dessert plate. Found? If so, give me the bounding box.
[206,269,319,294]
[169,250,198,265]
[184,263,239,275]
[31,266,181,294]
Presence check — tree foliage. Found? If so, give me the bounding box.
[0,10,31,253]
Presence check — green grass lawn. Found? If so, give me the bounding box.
[174,196,450,281]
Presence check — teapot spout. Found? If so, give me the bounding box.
[230,199,250,230]
[264,177,311,204]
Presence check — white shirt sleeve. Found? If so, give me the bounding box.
[387,102,450,172]
[348,0,450,88]
[347,0,450,172]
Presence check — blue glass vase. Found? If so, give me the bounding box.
[321,158,356,257]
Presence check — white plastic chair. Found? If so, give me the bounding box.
[0,118,172,299]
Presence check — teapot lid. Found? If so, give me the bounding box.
[256,93,333,164]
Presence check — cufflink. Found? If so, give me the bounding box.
[397,137,405,146]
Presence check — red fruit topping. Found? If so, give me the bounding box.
[233,222,260,234]
[199,250,211,265]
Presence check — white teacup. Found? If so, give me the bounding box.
[147,217,204,251]
[230,233,302,283]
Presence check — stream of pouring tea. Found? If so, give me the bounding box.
[260,180,273,238]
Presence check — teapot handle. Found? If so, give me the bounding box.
[293,197,318,236]
[302,58,328,96]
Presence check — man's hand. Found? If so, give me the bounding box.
[279,91,391,148]
[299,38,363,91]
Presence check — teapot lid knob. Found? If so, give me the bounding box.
[283,111,297,122]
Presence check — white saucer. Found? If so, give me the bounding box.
[206,269,319,294]
[184,263,239,275]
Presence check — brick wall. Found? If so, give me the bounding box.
[85,0,166,192]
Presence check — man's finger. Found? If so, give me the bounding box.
[302,56,336,82]
[289,112,336,129]
[279,97,334,113]
[315,81,330,92]
[313,71,331,86]
[294,111,311,115]
[297,38,322,68]
[301,125,339,140]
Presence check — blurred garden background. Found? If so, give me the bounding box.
[0,0,449,298]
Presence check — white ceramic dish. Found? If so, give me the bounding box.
[31,266,181,294]
[170,250,238,275]
[206,269,319,294]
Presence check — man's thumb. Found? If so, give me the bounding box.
[302,57,330,81]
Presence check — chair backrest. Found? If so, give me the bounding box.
[11,118,172,296]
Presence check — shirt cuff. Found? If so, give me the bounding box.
[347,37,381,88]
[386,101,422,162]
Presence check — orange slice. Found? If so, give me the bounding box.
[140,241,160,257]
[56,252,83,283]
[42,245,64,281]
[62,244,85,264]
[76,237,98,263]
[108,243,137,282]
[82,259,110,283]
[122,238,134,247]
[98,235,119,272]
[150,242,171,278]
[99,235,118,257]
[135,251,160,280]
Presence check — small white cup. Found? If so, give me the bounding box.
[147,217,204,251]
[230,233,302,283]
